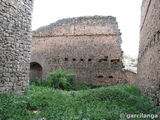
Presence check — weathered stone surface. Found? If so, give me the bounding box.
[31,16,130,86]
[124,70,137,85]
[0,0,33,93]
[137,0,160,106]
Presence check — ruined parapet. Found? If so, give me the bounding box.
[31,16,127,86]
[0,0,33,93]
[137,0,160,105]
[33,16,121,37]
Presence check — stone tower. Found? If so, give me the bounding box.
[0,0,33,93]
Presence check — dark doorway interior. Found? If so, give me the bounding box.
[30,62,42,81]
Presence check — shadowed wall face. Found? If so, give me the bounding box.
[0,0,33,93]
[137,0,160,105]
[31,16,127,86]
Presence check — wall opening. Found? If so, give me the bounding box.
[97,75,104,78]
[103,58,108,61]
[30,62,42,81]
[73,58,76,61]
[108,76,113,78]
[98,56,108,62]
[98,59,103,63]
[104,56,108,61]
[88,58,92,62]
[65,58,68,61]
[80,58,84,61]
[111,59,120,64]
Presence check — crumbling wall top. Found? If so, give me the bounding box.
[33,16,121,37]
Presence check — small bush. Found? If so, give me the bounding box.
[46,68,75,90]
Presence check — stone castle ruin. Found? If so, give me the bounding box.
[31,16,134,85]
[137,0,160,106]
[0,0,159,106]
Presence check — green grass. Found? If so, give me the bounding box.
[0,85,159,120]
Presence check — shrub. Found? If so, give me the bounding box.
[46,68,75,90]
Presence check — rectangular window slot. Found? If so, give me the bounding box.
[97,75,104,78]
[109,76,113,78]
[80,59,84,61]
[65,58,68,61]
[88,59,92,61]
[111,59,120,64]
[98,59,103,62]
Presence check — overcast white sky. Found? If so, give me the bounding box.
[32,0,142,58]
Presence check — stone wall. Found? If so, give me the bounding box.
[124,70,137,85]
[137,0,160,106]
[31,16,128,85]
[0,0,33,93]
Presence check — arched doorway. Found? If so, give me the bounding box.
[30,62,42,81]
